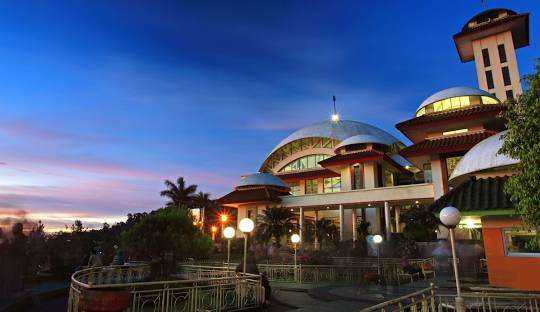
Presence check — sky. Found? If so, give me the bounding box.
[0,1,538,232]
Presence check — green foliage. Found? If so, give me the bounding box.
[121,206,212,278]
[499,59,540,227]
[315,218,338,247]
[256,207,295,247]
[401,205,438,241]
[160,177,198,207]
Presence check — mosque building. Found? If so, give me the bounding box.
[217,8,537,290]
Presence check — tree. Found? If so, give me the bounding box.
[121,206,212,278]
[160,177,198,207]
[256,207,295,247]
[315,218,338,248]
[401,205,439,241]
[499,59,540,227]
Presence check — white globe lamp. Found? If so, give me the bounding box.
[291,233,301,244]
[373,234,383,244]
[440,206,461,228]
[223,226,235,239]
[440,206,464,311]
[239,218,254,233]
[238,218,254,274]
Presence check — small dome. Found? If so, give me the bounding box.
[237,173,289,189]
[268,120,400,156]
[450,131,518,181]
[462,8,517,31]
[334,134,393,151]
[417,87,497,115]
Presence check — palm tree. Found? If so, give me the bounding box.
[160,177,198,207]
[193,191,212,225]
[256,207,296,247]
[315,218,338,248]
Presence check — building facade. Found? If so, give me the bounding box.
[217,8,537,282]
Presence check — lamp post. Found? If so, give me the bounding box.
[223,226,235,268]
[291,233,301,282]
[373,234,383,284]
[211,225,218,241]
[440,206,464,312]
[239,218,254,274]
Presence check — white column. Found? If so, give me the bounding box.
[384,201,392,241]
[299,207,304,241]
[314,210,320,250]
[352,208,357,242]
[394,206,401,233]
[339,204,344,242]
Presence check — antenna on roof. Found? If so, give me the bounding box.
[331,95,340,122]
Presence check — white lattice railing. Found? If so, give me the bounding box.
[68,264,264,312]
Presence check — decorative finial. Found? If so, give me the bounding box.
[331,95,340,122]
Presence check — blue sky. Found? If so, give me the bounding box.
[0,1,538,231]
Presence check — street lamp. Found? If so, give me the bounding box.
[440,206,464,312]
[239,218,254,274]
[223,226,235,268]
[291,233,301,282]
[211,225,218,241]
[220,213,229,237]
[373,234,383,284]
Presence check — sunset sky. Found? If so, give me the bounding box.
[0,1,538,232]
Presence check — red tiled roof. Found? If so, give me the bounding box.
[276,168,340,181]
[318,150,384,167]
[399,131,496,157]
[218,186,290,205]
[396,104,505,130]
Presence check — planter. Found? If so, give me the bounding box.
[79,289,132,312]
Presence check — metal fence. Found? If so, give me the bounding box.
[360,284,540,312]
[68,264,264,312]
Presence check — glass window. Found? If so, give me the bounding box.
[486,70,494,89]
[423,163,432,183]
[498,44,507,63]
[352,165,363,190]
[323,177,341,193]
[384,170,394,187]
[416,107,426,117]
[482,48,490,67]
[433,101,443,112]
[506,90,514,100]
[279,154,330,172]
[502,67,511,86]
[503,229,540,256]
[445,156,462,178]
[305,179,318,194]
[289,182,300,196]
[459,96,470,107]
[450,97,461,109]
[442,99,451,110]
[481,96,499,104]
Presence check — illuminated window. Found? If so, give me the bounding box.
[445,156,462,178]
[443,128,468,136]
[423,163,432,183]
[352,165,364,190]
[289,182,300,195]
[323,177,341,193]
[415,95,499,117]
[279,154,330,172]
[502,228,540,256]
[305,179,318,194]
[383,170,394,187]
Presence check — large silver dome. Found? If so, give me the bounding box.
[268,120,400,155]
[450,130,519,181]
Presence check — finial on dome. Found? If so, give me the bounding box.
[331,95,340,122]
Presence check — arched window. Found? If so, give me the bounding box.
[278,154,330,172]
[416,95,500,117]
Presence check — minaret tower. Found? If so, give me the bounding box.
[453,9,529,101]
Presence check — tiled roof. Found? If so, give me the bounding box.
[396,104,505,129]
[218,186,289,205]
[399,131,495,157]
[318,150,384,167]
[430,176,511,212]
